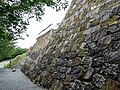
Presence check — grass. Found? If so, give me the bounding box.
[4,53,27,68]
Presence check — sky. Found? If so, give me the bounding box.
[16,0,72,49]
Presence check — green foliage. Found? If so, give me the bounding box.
[11,47,28,58]
[0,0,68,63]
[0,0,69,40]
[0,0,68,62]
[0,46,28,62]
[0,39,16,61]
[4,53,27,68]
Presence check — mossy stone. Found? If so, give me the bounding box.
[100,79,120,90]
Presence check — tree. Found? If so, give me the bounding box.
[0,38,16,61]
[0,0,68,61]
[11,47,28,58]
[0,0,69,40]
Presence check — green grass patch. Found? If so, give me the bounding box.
[4,53,27,68]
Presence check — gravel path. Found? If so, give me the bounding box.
[0,69,43,90]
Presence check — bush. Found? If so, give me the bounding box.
[4,53,27,68]
[0,47,28,62]
[11,47,28,58]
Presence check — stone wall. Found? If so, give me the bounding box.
[21,0,120,90]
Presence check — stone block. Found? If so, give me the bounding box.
[92,74,106,88]
[84,67,94,79]
[100,79,120,90]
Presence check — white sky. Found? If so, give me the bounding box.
[17,0,72,48]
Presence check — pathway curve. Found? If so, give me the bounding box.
[0,59,12,68]
[0,69,43,90]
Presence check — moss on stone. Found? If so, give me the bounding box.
[100,79,120,90]
[4,53,27,68]
[101,16,120,28]
[80,25,86,31]
[90,19,100,27]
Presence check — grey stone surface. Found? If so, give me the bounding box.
[92,74,106,88]
[84,67,94,79]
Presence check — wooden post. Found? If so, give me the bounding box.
[9,60,11,68]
